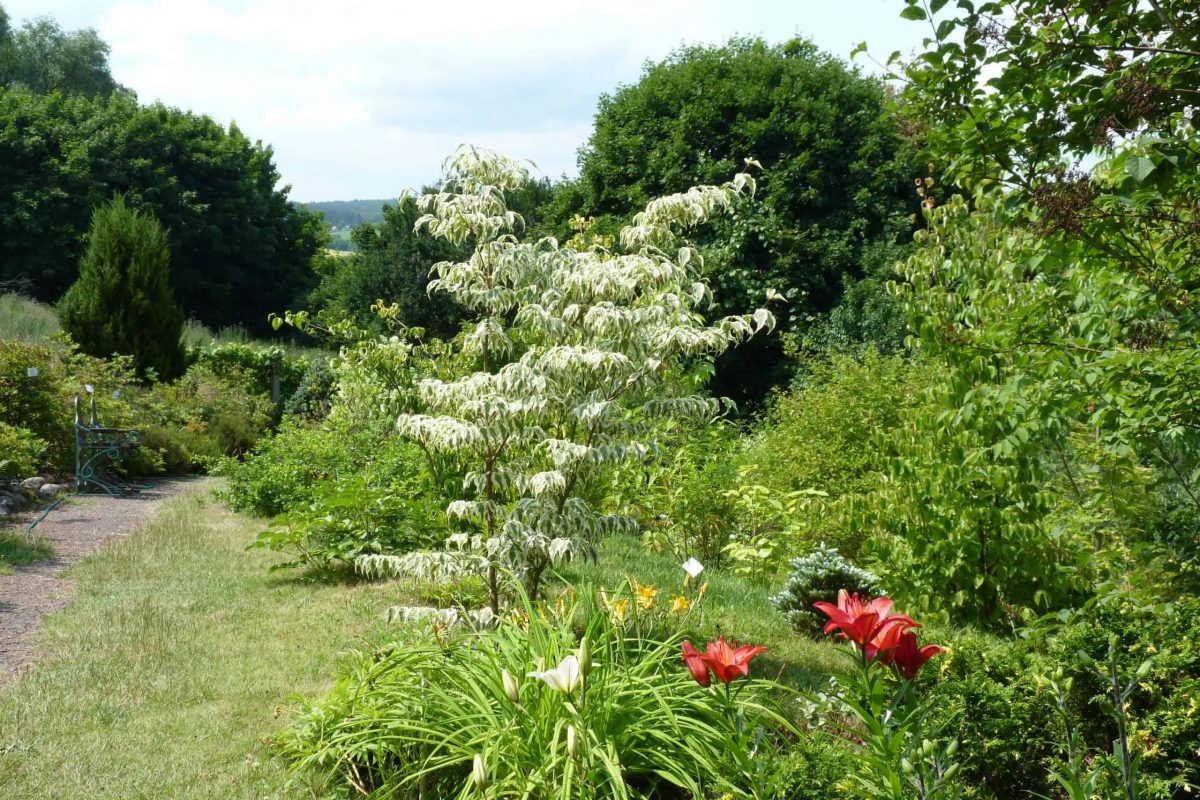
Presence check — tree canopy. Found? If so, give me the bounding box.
[0,88,325,332]
[0,5,121,98]
[561,36,919,401]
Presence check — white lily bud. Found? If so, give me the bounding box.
[577,637,591,677]
[502,669,520,703]
[472,754,488,793]
[567,724,579,760]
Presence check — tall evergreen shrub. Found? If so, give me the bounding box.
[59,195,185,379]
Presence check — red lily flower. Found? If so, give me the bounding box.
[681,640,711,687]
[814,589,918,660]
[681,636,767,685]
[882,630,945,680]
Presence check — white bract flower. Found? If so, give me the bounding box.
[527,654,596,694]
[682,557,705,578]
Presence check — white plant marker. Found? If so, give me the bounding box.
[84,384,94,393]
[682,558,705,578]
[26,367,38,377]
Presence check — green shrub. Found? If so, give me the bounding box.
[0,338,137,474]
[771,543,882,634]
[219,419,382,516]
[282,358,336,422]
[59,195,185,379]
[922,597,1200,799]
[116,442,164,478]
[250,475,444,572]
[924,629,1058,799]
[626,422,740,568]
[1049,598,1200,796]
[188,342,309,402]
[0,422,46,478]
[138,425,192,474]
[133,361,274,470]
[276,595,792,798]
[738,352,934,556]
[766,734,861,800]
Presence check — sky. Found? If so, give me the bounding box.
[4,0,928,202]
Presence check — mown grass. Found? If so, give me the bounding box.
[0,489,841,799]
[0,293,61,343]
[0,531,54,575]
[556,535,845,686]
[0,487,417,800]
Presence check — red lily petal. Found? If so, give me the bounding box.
[681,640,711,687]
[888,631,945,679]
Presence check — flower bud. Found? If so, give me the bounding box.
[943,763,961,782]
[502,669,520,703]
[901,758,915,774]
[567,724,579,760]
[578,637,592,677]
[944,738,959,758]
[472,754,488,794]
[1136,659,1152,680]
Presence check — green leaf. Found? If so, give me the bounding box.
[1126,155,1156,183]
[900,5,928,20]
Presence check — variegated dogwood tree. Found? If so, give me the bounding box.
[378,147,774,612]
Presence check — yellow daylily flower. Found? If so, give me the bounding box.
[634,582,658,611]
[670,595,690,614]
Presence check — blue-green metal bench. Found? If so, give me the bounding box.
[74,394,147,496]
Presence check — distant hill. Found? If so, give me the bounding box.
[303,199,393,229]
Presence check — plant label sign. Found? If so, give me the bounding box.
[26,367,38,377]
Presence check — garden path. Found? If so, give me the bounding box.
[0,477,216,681]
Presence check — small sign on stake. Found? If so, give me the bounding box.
[111,390,121,399]
[26,366,38,377]
[85,384,94,394]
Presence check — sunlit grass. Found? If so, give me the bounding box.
[0,293,61,343]
[0,531,54,575]
[554,535,846,686]
[0,487,417,800]
[181,320,330,361]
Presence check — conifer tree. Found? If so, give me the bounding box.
[59,195,185,379]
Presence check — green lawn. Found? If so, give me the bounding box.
[0,489,841,799]
[0,489,415,800]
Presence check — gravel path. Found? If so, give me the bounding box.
[0,477,216,682]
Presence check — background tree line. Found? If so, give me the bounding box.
[0,3,325,334]
[309,36,919,405]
